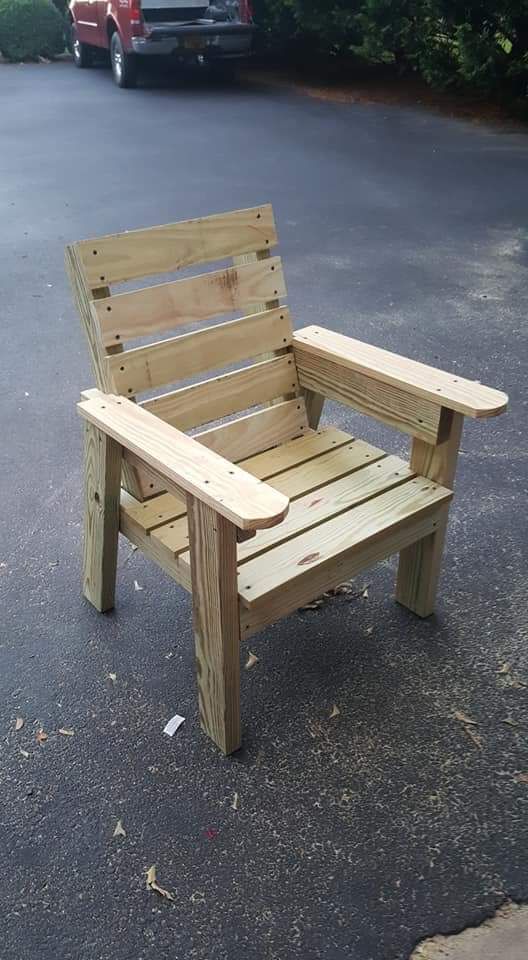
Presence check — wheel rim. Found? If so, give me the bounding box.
[72,30,80,61]
[112,41,123,81]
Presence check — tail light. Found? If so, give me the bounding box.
[129,0,145,36]
[239,0,253,21]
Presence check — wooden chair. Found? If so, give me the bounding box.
[66,204,508,755]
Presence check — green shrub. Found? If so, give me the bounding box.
[254,0,528,96]
[0,0,65,61]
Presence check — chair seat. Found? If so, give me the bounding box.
[120,426,452,628]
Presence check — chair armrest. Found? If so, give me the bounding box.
[293,325,508,419]
[77,391,289,530]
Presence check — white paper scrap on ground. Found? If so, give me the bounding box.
[163,714,186,737]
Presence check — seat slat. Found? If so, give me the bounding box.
[237,455,414,563]
[122,426,354,536]
[141,355,298,432]
[237,478,453,608]
[95,257,286,348]
[77,204,277,287]
[107,306,292,396]
[152,449,401,558]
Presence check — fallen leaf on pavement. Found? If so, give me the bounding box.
[245,652,259,670]
[300,599,324,610]
[36,730,48,744]
[498,662,511,674]
[15,717,24,731]
[146,865,175,901]
[329,704,341,719]
[514,773,528,784]
[113,819,126,838]
[462,725,483,750]
[20,749,30,759]
[454,710,478,726]
[205,828,218,840]
[58,728,74,737]
[231,792,239,811]
[501,717,519,728]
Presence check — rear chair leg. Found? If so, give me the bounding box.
[396,409,463,617]
[187,496,241,755]
[82,422,122,612]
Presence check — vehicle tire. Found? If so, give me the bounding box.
[110,31,138,88]
[71,23,93,68]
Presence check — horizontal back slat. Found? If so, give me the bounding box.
[141,355,298,431]
[95,257,286,348]
[107,307,293,396]
[195,399,308,463]
[77,204,277,287]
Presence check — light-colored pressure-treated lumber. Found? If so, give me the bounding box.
[295,345,442,443]
[302,388,325,429]
[396,407,463,616]
[294,326,508,419]
[120,491,192,592]
[77,204,278,287]
[142,355,298,432]
[155,453,411,560]
[108,307,293,397]
[238,478,452,609]
[82,422,122,612]
[121,426,354,538]
[240,505,449,639]
[78,392,289,530]
[195,398,308,463]
[187,497,241,754]
[151,438,387,557]
[95,257,286,347]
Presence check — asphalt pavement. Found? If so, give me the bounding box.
[1,59,527,960]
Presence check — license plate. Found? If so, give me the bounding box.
[184,37,206,51]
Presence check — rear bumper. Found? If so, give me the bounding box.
[132,21,254,57]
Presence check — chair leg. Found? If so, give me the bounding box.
[82,422,122,612]
[396,408,463,617]
[187,496,241,755]
[396,508,450,617]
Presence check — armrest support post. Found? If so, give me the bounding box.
[187,495,241,755]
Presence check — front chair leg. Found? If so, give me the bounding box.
[396,408,464,617]
[187,496,241,755]
[82,422,122,612]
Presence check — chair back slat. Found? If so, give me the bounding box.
[94,256,286,349]
[77,204,277,287]
[68,204,308,501]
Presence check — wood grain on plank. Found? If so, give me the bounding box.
[77,204,278,287]
[195,398,308,463]
[108,307,293,396]
[152,439,388,557]
[142,355,298,431]
[295,345,441,443]
[238,478,452,608]
[78,393,289,530]
[187,497,241,754]
[396,407,462,617]
[95,256,287,347]
[294,325,508,418]
[121,427,353,536]
[82,423,122,612]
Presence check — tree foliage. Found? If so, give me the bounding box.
[253,0,528,95]
[0,0,64,61]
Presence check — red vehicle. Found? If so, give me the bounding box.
[68,0,254,88]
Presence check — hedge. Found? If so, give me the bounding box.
[253,0,528,96]
[0,0,65,61]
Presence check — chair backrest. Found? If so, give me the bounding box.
[66,204,308,501]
